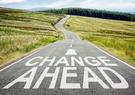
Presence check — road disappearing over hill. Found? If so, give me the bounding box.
[0,15,135,95]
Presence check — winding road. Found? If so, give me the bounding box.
[0,15,135,95]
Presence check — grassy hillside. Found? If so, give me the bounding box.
[65,16,135,66]
[0,8,63,66]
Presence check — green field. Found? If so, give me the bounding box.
[65,16,135,66]
[0,8,63,66]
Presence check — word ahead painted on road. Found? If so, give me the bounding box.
[3,49,129,89]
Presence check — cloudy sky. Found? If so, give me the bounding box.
[0,0,135,12]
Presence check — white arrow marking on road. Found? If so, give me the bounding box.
[70,44,73,48]
[66,49,77,55]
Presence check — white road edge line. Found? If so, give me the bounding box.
[87,41,135,70]
[0,51,38,72]
[0,41,62,72]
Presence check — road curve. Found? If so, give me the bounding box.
[0,15,135,95]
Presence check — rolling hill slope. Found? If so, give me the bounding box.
[0,8,63,66]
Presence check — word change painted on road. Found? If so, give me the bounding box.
[3,49,129,89]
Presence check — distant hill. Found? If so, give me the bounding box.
[43,8,135,21]
[29,7,50,11]
[0,7,28,13]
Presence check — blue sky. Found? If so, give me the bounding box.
[0,0,135,12]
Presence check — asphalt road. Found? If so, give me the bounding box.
[0,15,135,95]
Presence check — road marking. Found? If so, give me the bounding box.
[23,56,117,67]
[87,41,135,70]
[3,67,37,89]
[33,67,60,89]
[70,44,73,48]
[2,46,129,89]
[0,51,39,72]
[25,56,43,66]
[54,57,69,66]
[83,67,109,89]
[98,67,129,89]
[60,67,81,89]
[3,67,129,89]
[0,41,61,72]
[70,40,73,48]
[66,49,77,55]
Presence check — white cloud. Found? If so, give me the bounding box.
[0,0,25,4]
[73,0,135,12]
[45,0,74,8]
[0,0,135,13]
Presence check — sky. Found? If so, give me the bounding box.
[0,0,135,13]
